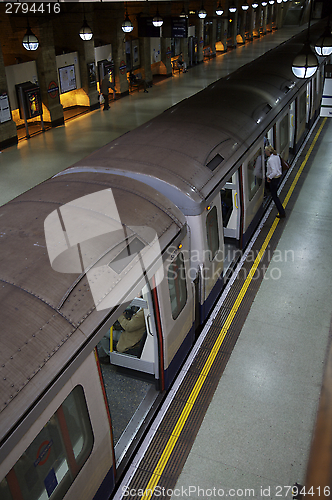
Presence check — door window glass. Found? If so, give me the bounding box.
[247,148,263,201]
[206,207,219,260]
[5,386,93,500]
[280,115,289,152]
[168,252,187,319]
[221,189,233,227]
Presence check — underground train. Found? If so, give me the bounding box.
[0,22,329,500]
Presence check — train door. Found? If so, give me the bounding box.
[157,237,195,389]
[306,81,311,124]
[95,284,162,467]
[289,101,295,151]
[201,196,224,317]
[222,171,241,240]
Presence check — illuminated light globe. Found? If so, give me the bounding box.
[252,2,259,8]
[122,14,133,33]
[198,7,207,18]
[315,26,332,56]
[261,1,268,6]
[276,0,282,3]
[79,19,93,41]
[269,0,275,4]
[153,10,163,27]
[283,0,288,3]
[22,25,39,50]
[242,1,250,11]
[216,3,223,15]
[292,41,319,78]
[229,3,237,13]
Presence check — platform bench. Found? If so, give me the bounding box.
[171,60,182,74]
[203,47,214,60]
[128,73,145,92]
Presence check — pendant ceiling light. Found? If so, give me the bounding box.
[122,11,133,33]
[292,41,318,78]
[229,2,237,13]
[292,0,318,79]
[198,4,207,18]
[242,1,250,11]
[153,8,163,27]
[22,20,39,50]
[79,16,93,41]
[216,2,224,15]
[315,24,332,57]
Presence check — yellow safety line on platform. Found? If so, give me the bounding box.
[141,118,327,500]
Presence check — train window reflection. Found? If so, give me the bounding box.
[5,386,93,500]
[247,148,263,201]
[206,207,219,260]
[168,252,187,319]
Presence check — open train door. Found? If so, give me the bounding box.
[221,170,241,241]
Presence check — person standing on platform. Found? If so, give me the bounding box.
[265,145,286,218]
[100,71,115,111]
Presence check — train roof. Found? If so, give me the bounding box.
[0,173,185,449]
[57,25,324,215]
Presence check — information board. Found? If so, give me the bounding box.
[0,93,11,123]
[58,65,77,94]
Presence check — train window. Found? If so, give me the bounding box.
[4,386,93,500]
[168,252,187,319]
[280,115,289,152]
[206,207,219,260]
[0,478,12,500]
[247,148,263,201]
[299,92,306,123]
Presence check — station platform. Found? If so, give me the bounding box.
[1,22,327,500]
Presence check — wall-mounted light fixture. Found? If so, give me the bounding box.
[22,20,39,50]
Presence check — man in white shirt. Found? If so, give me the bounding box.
[265,146,286,219]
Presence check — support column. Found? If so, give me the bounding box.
[230,0,239,48]
[180,38,189,66]
[0,44,17,149]
[37,20,64,128]
[78,12,99,111]
[139,37,153,86]
[198,18,204,62]
[111,18,130,96]
[211,15,217,55]
[161,38,172,76]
